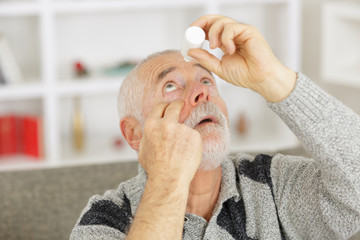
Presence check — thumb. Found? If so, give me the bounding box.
[188,49,223,78]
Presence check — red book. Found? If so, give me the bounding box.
[0,115,17,155]
[15,116,24,154]
[22,116,43,158]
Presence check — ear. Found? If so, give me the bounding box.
[120,117,142,151]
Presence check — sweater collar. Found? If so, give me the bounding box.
[127,157,240,216]
[216,157,241,207]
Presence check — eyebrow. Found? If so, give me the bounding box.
[157,66,177,82]
[193,63,213,77]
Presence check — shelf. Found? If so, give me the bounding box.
[0,0,293,17]
[330,2,360,22]
[228,105,300,153]
[61,138,137,165]
[220,0,288,6]
[321,2,360,88]
[52,0,206,14]
[0,82,44,100]
[0,0,301,170]
[0,155,45,172]
[56,77,123,96]
[0,16,41,81]
[0,2,40,17]
[0,131,299,172]
[0,152,137,172]
[54,9,203,79]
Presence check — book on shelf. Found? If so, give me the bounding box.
[23,116,43,158]
[0,115,17,155]
[0,114,43,159]
[0,34,23,85]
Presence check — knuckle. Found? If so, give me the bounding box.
[206,14,220,22]
[247,24,257,32]
[223,23,234,34]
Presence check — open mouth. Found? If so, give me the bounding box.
[197,116,217,126]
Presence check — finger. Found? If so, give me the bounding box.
[207,18,236,49]
[147,102,169,120]
[191,15,228,42]
[190,14,223,30]
[163,100,184,122]
[218,43,231,55]
[221,23,251,55]
[188,49,223,78]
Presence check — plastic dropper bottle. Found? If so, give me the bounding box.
[181,26,205,62]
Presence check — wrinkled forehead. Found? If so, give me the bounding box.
[137,52,185,86]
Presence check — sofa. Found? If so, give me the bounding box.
[0,149,359,240]
[0,161,138,240]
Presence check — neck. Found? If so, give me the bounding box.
[186,165,222,222]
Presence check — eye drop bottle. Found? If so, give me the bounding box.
[181,26,205,62]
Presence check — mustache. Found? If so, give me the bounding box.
[183,102,227,129]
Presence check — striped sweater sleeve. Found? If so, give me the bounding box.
[267,73,360,239]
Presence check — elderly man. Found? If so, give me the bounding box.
[71,15,360,240]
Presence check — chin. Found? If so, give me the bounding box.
[197,124,230,171]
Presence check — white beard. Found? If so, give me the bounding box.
[184,102,230,171]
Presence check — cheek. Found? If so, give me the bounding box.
[208,88,228,116]
[142,99,152,119]
[209,86,219,97]
[215,98,229,121]
[163,91,183,102]
[142,92,161,118]
[208,87,228,117]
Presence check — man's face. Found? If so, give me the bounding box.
[139,52,229,127]
[137,52,230,170]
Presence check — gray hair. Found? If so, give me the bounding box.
[117,50,180,124]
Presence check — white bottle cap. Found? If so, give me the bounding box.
[181,26,205,62]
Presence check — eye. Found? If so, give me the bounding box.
[201,79,212,86]
[164,82,178,93]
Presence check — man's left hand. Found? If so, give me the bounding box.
[188,14,297,103]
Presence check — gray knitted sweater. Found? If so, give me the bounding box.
[70,73,360,240]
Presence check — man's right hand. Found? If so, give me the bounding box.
[128,101,202,240]
[138,100,203,186]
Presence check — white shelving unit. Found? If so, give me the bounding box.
[0,0,301,171]
[321,1,360,87]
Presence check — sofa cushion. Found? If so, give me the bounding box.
[0,161,138,240]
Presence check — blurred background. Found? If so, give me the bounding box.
[0,0,360,239]
[0,0,359,169]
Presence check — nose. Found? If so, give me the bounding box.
[189,82,209,107]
